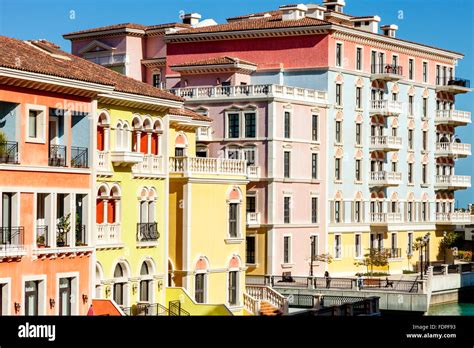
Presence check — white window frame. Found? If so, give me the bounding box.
[0,278,11,315]
[226,269,240,307]
[25,104,47,144]
[408,57,415,81]
[194,270,208,304]
[355,233,362,259]
[283,195,292,224]
[422,60,429,84]
[226,197,243,241]
[246,234,257,265]
[55,272,79,316]
[283,110,291,139]
[243,111,257,139]
[225,111,241,139]
[355,46,363,71]
[283,234,292,264]
[335,41,344,68]
[21,275,47,315]
[311,195,319,224]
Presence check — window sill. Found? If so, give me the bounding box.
[334,105,344,110]
[225,238,244,244]
[355,108,364,113]
[334,180,343,184]
[281,263,294,268]
[334,142,343,146]
[354,180,363,185]
[136,241,159,248]
[25,138,46,144]
[421,184,430,188]
[246,263,258,268]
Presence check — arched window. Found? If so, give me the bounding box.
[115,121,123,150]
[195,257,208,304]
[227,187,243,239]
[113,263,128,306]
[137,187,158,242]
[95,263,104,298]
[132,116,143,153]
[139,261,153,303]
[227,256,241,307]
[175,133,187,157]
[151,119,163,156]
[97,110,111,151]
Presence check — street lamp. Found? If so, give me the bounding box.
[420,233,431,277]
[310,236,316,277]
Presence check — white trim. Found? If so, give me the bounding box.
[355,45,364,71]
[334,233,342,260]
[21,274,47,315]
[283,234,292,264]
[0,278,11,315]
[25,104,47,144]
[55,272,79,316]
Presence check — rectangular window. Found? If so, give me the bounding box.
[243,148,256,166]
[28,110,39,138]
[391,233,398,252]
[335,235,342,258]
[284,197,291,224]
[355,201,361,222]
[422,202,428,221]
[408,163,414,184]
[335,158,341,181]
[355,160,361,181]
[409,58,414,80]
[436,65,440,85]
[312,153,318,179]
[409,96,414,115]
[423,62,428,83]
[422,164,428,184]
[311,235,319,260]
[284,151,290,178]
[59,277,72,316]
[408,202,414,222]
[228,271,237,306]
[246,196,256,213]
[227,113,240,138]
[229,203,238,237]
[311,197,318,223]
[408,233,414,255]
[335,120,342,143]
[356,47,362,71]
[312,115,319,141]
[152,73,161,88]
[25,281,39,316]
[378,52,385,73]
[195,273,205,303]
[334,201,341,223]
[408,130,414,150]
[392,55,398,67]
[244,113,256,138]
[371,51,377,73]
[355,234,361,258]
[246,236,256,264]
[336,43,342,67]
[422,131,428,151]
[335,84,342,106]
[283,236,291,263]
[356,87,362,109]
[423,98,428,118]
[284,111,291,139]
[355,123,361,145]
[392,161,397,172]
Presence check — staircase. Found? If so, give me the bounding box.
[244,285,288,316]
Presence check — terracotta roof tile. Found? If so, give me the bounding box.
[0,35,182,101]
[169,107,212,122]
[63,22,191,38]
[171,56,256,68]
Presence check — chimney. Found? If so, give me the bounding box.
[280,4,308,21]
[306,4,326,20]
[380,24,398,38]
[323,0,346,13]
[182,13,202,26]
[350,16,381,34]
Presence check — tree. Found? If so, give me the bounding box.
[439,231,462,263]
[354,249,389,275]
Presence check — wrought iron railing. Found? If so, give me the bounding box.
[437,76,471,88]
[71,146,89,168]
[0,141,19,164]
[49,145,67,167]
[36,225,49,247]
[168,300,190,316]
[371,64,403,76]
[0,226,24,247]
[136,223,159,242]
[56,225,69,247]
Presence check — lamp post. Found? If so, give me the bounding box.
[310,236,316,277]
[419,233,431,277]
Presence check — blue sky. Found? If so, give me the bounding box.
[0,0,473,206]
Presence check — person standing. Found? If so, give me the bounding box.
[325,271,331,289]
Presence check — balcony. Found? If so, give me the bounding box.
[96,224,121,247]
[196,127,212,142]
[435,212,471,225]
[75,225,87,246]
[369,100,402,116]
[436,77,471,94]
[371,64,403,81]
[168,84,327,104]
[435,175,471,190]
[132,155,164,177]
[369,171,402,187]
[97,151,111,173]
[86,54,127,67]
[36,225,50,248]
[435,142,471,158]
[169,156,247,176]
[369,213,402,226]
[136,223,159,243]
[435,110,471,126]
[370,136,402,152]
[49,145,67,167]
[247,212,261,227]
[247,165,261,179]
[369,247,402,259]
[71,146,89,168]
[110,150,144,166]
[0,141,19,164]
[0,226,25,259]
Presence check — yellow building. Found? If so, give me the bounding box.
[166,109,248,315]
[92,87,182,312]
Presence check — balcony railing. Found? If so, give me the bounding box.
[196,127,212,141]
[247,212,261,226]
[435,142,471,157]
[86,54,127,66]
[369,100,402,115]
[76,225,87,246]
[36,225,49,247]
[370,213,402,224]
[369,171,402,186]
[96,224,121,245]
[435,175,471,188]
[168,84,327,103]
[435,212,471,224]
[97,151,110,172]
[436,77,471,94]
[247,165,261,178]
[435,110,472,125]
[136,223,159,242]
[370,136,402,150]
[132,155,164,176]
[71,146,89,168]
[49,145,67,167]
[0,226,25,253]
[371,64,403,80]
[170,156,247,176]
[369,248,402,259]
[0,141,19,164]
